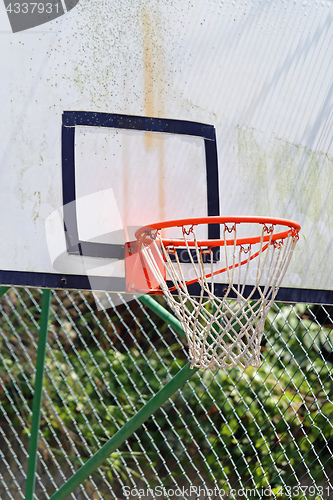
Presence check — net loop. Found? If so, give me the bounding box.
[273,239,284,249]
[224,223,237,233]
[263,223,275,234]
[141,228,159,242]
[166,245,177,254]
[182,225,194,236]
[240,244,251,254]
[291,227,300,240]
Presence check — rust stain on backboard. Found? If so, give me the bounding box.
[142,7,155,131]
[142,4,165,222]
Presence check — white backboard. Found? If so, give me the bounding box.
[1,0,332,303]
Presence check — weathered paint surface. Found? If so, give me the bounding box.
[0,0,332,298]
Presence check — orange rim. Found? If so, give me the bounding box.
[135,216,301,247]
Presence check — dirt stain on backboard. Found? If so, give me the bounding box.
[142,4,165,221]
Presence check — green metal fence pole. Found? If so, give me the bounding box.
[0,286,10,298]
[138,294,186,339]
[50,366,198,499]
[25,289,52,500]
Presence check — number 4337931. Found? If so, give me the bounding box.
[5,3,60,14]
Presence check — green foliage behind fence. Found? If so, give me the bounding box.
[0,288,332,499]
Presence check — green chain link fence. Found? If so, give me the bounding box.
[0,287,332,499]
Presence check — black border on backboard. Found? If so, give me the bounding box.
[0,111,332,304]
[61,111,220,259]
[0,269,332,304]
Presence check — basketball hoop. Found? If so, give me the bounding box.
[126,216,300,370]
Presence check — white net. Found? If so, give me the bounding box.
[138,220,299,370]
